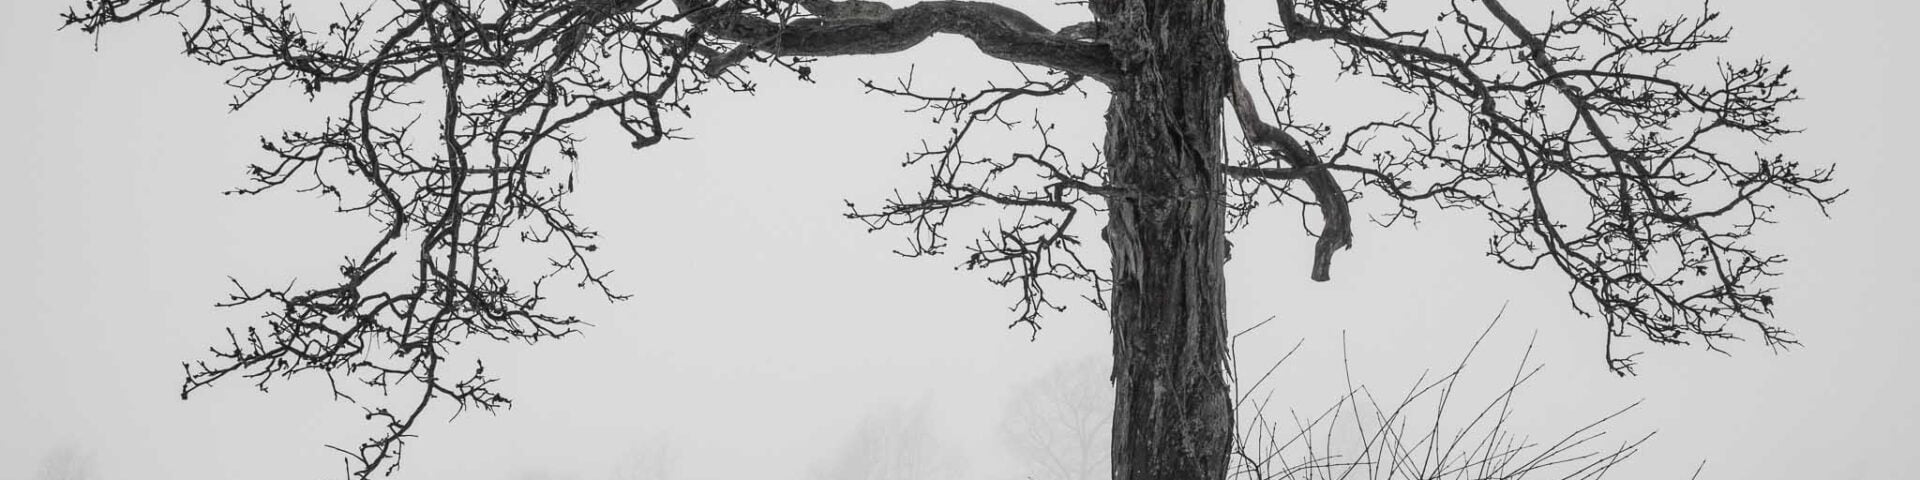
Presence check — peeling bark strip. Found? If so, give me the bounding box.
[1094,1,1235,479]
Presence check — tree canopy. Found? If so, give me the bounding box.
[62,0,1836,478]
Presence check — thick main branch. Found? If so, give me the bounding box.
[681,0,1120,81]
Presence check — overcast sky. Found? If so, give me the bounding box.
[3,1,1917,479]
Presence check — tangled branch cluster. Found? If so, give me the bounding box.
[848,68,1111,332]
[64,0,1116,475]
[60,0,1835,476]
[1226,0,1839,373]
[63,0,825,476]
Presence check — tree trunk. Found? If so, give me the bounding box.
[1095,1,1234,479]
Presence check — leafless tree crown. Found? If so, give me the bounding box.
[63,0,1834,477]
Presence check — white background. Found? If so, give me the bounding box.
[3,1,1916,479]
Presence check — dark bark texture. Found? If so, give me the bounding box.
[1094,1,1235,479]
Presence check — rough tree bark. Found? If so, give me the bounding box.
[1094,1,1235,479]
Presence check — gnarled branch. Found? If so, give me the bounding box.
[680,0,1121,81]
[1227,71,1353,282]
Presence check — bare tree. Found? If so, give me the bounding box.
[34,445,97,480]
[808,398,967,480]
[61,0,1836,479]
[609,437,679,480]
[511,469,578,480]
[1000,357,1112,480]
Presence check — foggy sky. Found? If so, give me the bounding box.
[3,1,1917,479]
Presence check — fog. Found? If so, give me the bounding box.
[4,1,1918,479]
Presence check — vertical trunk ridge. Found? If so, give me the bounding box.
[1096,1,1234,479]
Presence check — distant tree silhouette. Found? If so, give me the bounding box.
[610,437,679,480]
[63,0,1837,478]
[34,446,96,480]
[809,399,966,480]
[510,469,578,480]
[1001,357,1112,480]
